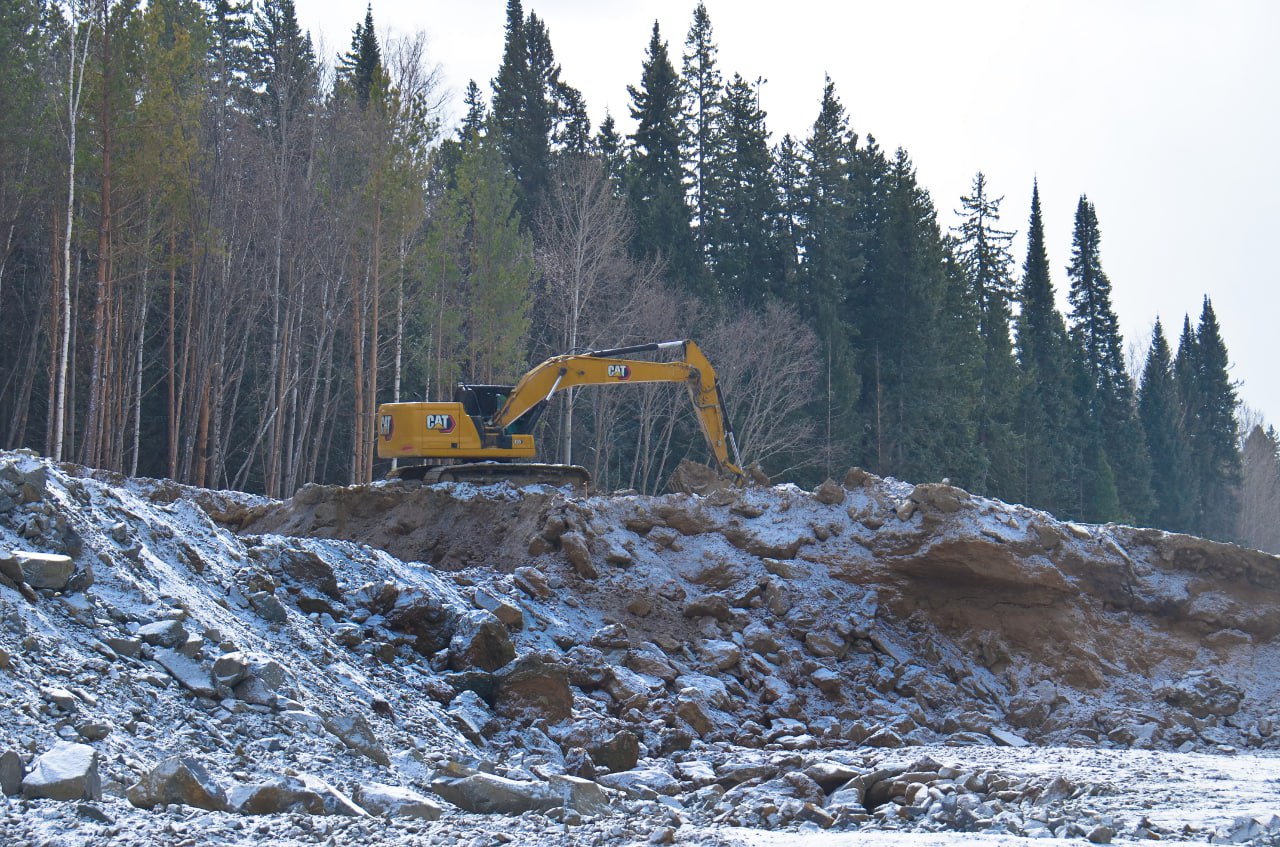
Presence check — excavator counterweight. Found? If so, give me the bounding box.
[376,340,744,489]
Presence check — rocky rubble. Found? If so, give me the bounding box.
[2,449,1279,846]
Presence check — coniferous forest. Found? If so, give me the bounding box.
[1,0,1275,548]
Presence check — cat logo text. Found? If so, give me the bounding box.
[425,414,456,434]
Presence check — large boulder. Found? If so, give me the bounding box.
[138,619,188,648]
[448,609,516,673]
[226,774,366,816]
[21,742,101,802]
[1161,671,1244,719]
[15,552,74,591]
[1,749,23,796]
[383,588,458,655]
[152,648,216,697]
[352,782,442,819]
[323,713,390,766]
[493,654,573,722]
[430,772,559,814]
[126,756,228,811]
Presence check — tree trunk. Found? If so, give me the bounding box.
[53,15,93,462]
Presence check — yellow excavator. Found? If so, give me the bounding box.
[375,340,744,488]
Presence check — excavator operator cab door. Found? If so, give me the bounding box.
[453,384,546,436]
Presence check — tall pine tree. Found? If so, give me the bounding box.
[626,21,703,296]
[680,1,721,253]
[797,78,861,475]
[953,172,1019,495]
[1138,319,1193,530]
[1013,181,1082,517]
[1066,195,1152,521]
[703,73,782,304]
[1186,297,1241,540]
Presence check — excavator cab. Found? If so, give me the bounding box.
[453,384,545,436]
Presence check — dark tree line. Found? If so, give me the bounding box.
[0,0,1254,543]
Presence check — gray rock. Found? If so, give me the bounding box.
[138,619,188,648]
[814,479,846,505]
[988,727,1030,748]
[323,713,390,766]
[352,782,442,819]
[21,742,101,801]
[212,652,250,687]
[494,654,573,722]
[1086,823,1115,844]
[697,639,741,671]
[548,774,612,815]
[1161,670,1243,719]
[15,551,74,590]
[0,647,8,669]
[597,767,681,798]
[1,749,23,796]
[103,636,142,658]
[474,587,523,630]
[226,774,366,816]
[126,756,228,811]
[448,609,516,673]
[449,689,497,743]
[247,590,288,623]
[431,772,560,814]
[561,531,596,578]
[152,648,215,697]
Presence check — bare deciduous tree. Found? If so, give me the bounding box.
[536,156,635,464]
[703,301,820,477]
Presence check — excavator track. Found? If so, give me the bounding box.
[388,462,590,492]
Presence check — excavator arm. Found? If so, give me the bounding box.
[491,340,745,479]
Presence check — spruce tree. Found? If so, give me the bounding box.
[337,5,381,110]
[1066,195,1152,521]
[1189,297,1241,540]
[857,148,979,483]
[595,112,624,184]
[774,133,805,298]
[1138,319,1193,530]
[461,79,487,138]
[427,127,533,385]
[797,78,861,474]
[626,21,703,296]
[248,0,317,137]
[953,172,1019,496]
[490,0,559,216]
[680,1,721,250]
[1239,425,1280,552]
[1012,182,1087,518]
[702,73,783,305]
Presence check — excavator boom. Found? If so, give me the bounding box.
[376,340,744,487]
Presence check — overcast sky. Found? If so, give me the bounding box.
[295,0,1280,428]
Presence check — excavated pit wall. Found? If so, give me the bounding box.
[237,470,1280,751]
